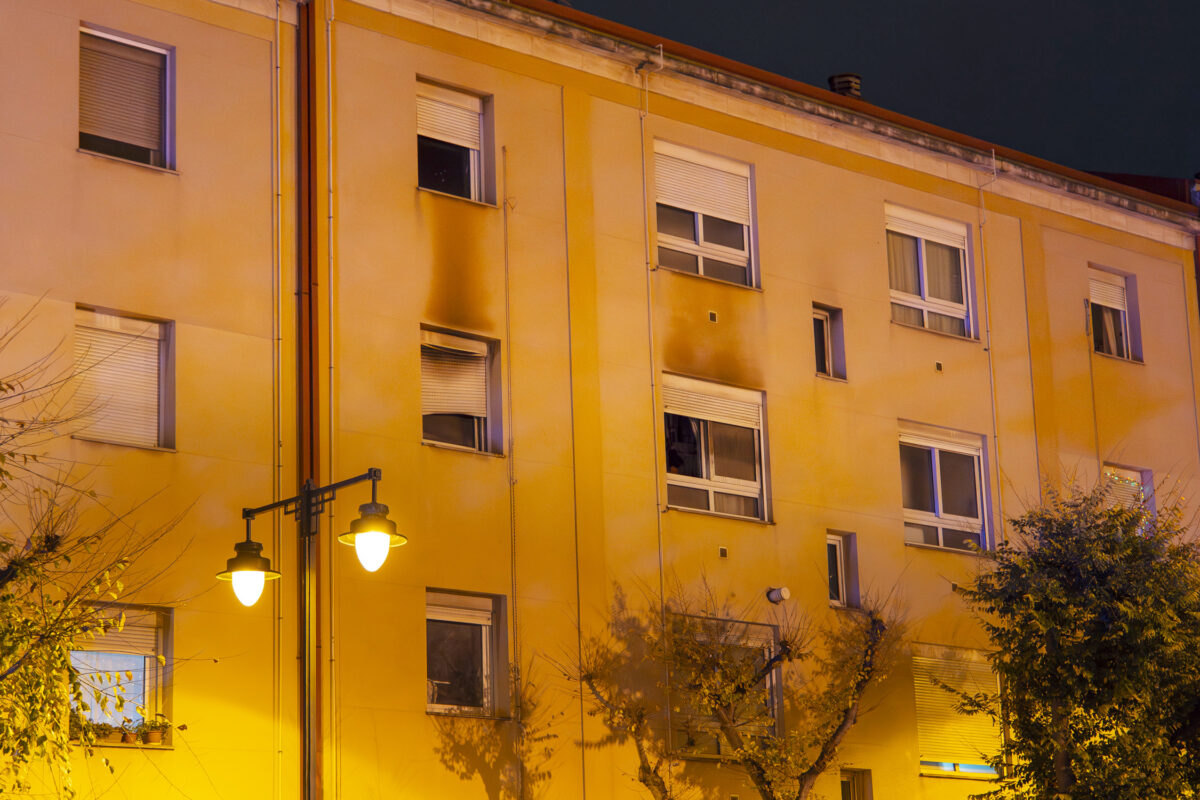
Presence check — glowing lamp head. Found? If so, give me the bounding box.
[338,502,406,572]
[216,537,281,607]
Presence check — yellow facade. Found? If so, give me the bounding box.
[3,0,1200,798]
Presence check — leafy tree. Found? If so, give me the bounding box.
[571,584,897,800]
[958,483,1200,800]
[0,302,174,796]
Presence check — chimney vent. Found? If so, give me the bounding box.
[828,73,862,98]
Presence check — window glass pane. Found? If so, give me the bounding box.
[827,542,842,602]
[927,312,967,337]
[701,215,745,250]
[665,414,704,478]
[942,529,982,550]
[71,651,148,724]
[886,231,921,295]
[667,483,709,510]
[657,204,697,241]
[939,450,979,518]
[423,413,478,448]
[890,303,924,327]
[426,619,485,707]
[925,242,964,304]
[899,444,935,512]
[1092,303,1127,357]
[703,258,750,286]
[418,135,473,198]
[905,523,939,546]
[658,247,700,274]
[710,422,757,482]
[714,492,758,518]
[813,314,830,374]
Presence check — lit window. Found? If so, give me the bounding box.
[420,329,498,453]
[71,607,169,734]
[417,81,489,202]
[813,304,847,379]
[899,428,985,551]
[885,206,971,337]
[426,592,499,714]
[912,648,1000,776]
[74,307,173,449]
[840,769,872,800]
[1089,268,1138,359]
[79,29,171,168]
[1103,463,1151,510]
[654,141,755,287]
[663,374,766,520]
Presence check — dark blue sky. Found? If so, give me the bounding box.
[575,0,1199,179]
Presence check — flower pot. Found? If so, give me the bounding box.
[143,730,164,745]
[121,730,137,744]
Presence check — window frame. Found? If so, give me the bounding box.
[827,534,847,606]
[425,592,498,716]
[78,26,174,169]
[812,303,847,379]
[419,328,500,454]
[654,140,756,287]
[662,374,767,521]
[415,79,492,204]
[1088,267,1139,361]
[899,428,986,551]
[839,769,872,800]
[885,205,972,337]
[912,646,1001,778]
[1103,463,1152,511]
[73,306,174,450]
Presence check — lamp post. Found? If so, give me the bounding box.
[216,467,404,800]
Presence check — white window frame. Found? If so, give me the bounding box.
[79,26,173,169]
[1088,267,1134,360]
[73,306,173,449]
[662,374,766,520]
[71,606,170,734]
[425,592,496,715]
[416,80,488,202]
[420,328,497,454]
[813,307,833,376]
[912,645,1000,777]
[827,534,847,606]
[654,140,756,287]
[899,426,986,551]
[885,205,972,337]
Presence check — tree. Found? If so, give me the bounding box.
[958,483,1200,800]
[0,302,175,796]
[572,584,897,800]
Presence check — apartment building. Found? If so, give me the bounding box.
[2,0,1199,798]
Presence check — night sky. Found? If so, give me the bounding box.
[573,0,1200,180]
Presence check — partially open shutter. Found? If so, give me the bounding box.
[82,610,160,656]
[421,331,487,417]
[417,83,482,150]
[912,654,1000,766]
[1089,270,1127,312]
[80,32,164,151]
[74,309,162,448]
[661,374,761,429]
[654,142,751,225]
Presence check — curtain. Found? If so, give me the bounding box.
[924,241,964,303]
[887,231,920,295]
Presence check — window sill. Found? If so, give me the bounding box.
[77,739,172,750]
[71,435,176,453]
[889,319,978,343]
[416,186,498,209]
[426,708,507,721]
[77,148,178,175]
[919,769,997,781]
[655,264,762,293]
[815,372,848,383]
[904,541,985,556]
[421,440,504,458]
[664,505,773,525]
[1092,350,1144,365]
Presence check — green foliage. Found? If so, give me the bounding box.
[959,483,1200,800]
[573,584,898,800]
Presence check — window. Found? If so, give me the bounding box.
[885,206,971,337]
[899,427,985,551]
[912,647,1000,776]
[827,532,859,607]
[1089,268,1139,359]
[72,607,169,731]
[74,307,173,449]
[79,28,170,168]
[426,592,499,714]
[654,141,755,287]
[669,616,778,757]
[813,304,847,379]
[417,81,489,202]
[663,374,766,520]
[840,770,872,800]
[420,329,498,453]
[1104,463,1151,510]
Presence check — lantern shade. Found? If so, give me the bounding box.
[338,502,406,571]
[216,538,281,606]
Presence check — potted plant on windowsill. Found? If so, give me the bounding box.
[90,722,121,744]
[137,716,170,745]
[119,719,138,744]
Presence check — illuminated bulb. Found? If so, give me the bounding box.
[232,570,266,607]
[354,530,392,572]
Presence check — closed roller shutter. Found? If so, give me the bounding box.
[417,83,482,150]
[912,654,1000,767]
[74,310,163,448]
[80,32,165,152]
[654,143,751,226]
[1104,465,1144,507]
[1089,271,1127,312]
[421,331,487,417]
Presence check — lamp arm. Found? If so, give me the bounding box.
[241,468,383,521]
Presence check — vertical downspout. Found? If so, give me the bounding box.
[296,2,322,800]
